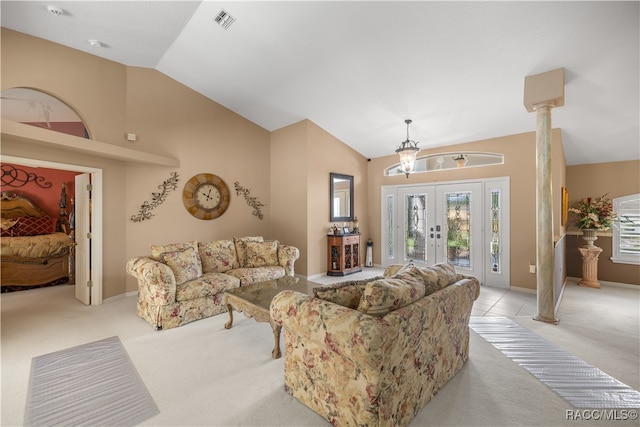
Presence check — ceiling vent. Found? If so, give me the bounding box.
[214,9,235,30]
[47,5,64,16]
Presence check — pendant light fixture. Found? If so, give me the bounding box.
[395,119,420,178]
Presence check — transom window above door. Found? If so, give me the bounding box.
[385,152,504,176]
[1,87,90,139]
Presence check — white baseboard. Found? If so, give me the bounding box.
[102,293,131,304]
[509,286,536,295]
[566,276,639,289]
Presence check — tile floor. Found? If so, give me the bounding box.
[309,266,538,318]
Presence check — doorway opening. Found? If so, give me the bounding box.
[381,177,510,288]
[2,155,103,305]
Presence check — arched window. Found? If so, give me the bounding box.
[1,87,90,138]
[384,152,504,176]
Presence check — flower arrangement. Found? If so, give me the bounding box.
[568,194,616,230]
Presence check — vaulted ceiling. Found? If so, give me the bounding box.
[2,1,638,166]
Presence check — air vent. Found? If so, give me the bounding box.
[47,5,64,16]
[214,9,235,29]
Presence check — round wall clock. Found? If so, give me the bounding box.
[182,173,230,220]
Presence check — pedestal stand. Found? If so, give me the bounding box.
[578,246,603,288]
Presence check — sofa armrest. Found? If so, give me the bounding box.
[455,274,481,300]
[126,257,177,305]
[277,245,300,276]
[271,290,391,368]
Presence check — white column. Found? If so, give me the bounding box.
[533,102,558,324]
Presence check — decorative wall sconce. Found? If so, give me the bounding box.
[453,154,468,168]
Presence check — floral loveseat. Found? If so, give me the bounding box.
[126,236,299,330]
[270,262,480,427]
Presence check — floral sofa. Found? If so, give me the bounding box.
[126,236,299,330]
[270,262,480,427]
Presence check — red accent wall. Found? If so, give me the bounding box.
[22,121,87,138]
[1,163,80,218]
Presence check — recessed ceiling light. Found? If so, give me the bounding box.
[47,5,64,16]
[214,9,235,29]
[88,39,103,48]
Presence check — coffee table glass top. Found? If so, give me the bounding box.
[225,276,313,311]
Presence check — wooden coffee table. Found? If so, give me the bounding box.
[223,275,312,359]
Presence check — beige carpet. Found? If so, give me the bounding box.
[2,279,639,426]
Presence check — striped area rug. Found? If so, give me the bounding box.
[470,316,640,409]
[25,336,159,426]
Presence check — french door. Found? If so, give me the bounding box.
[381,178,509,287]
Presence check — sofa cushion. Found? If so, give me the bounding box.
[233,236,264,267]
[382,264,403,277]
[313,277,383,309]
[160,246,203,285]
[151,240,199,260]
[414,262,458,295]
[175,272,240,302]
[226,266,285,285]
[245,240,279,267]
[198,240,239,273]
[391,262,428,284]
[357,265,426,316]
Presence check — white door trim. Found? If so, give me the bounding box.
[381,177,510,288]
[2,155,103,304]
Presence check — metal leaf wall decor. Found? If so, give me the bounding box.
[1,164,53,188]
[234,181,264,220]
[130,172,179,222]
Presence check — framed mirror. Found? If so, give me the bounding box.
[330,173,354,222]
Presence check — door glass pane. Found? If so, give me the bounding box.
[386,195,394,259]
[445,192,471,268]
[405,194,427,262]
[490,189,501,273]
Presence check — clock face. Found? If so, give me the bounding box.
[195,183,221,210]
[183,173,230,220]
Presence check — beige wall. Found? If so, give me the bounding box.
[1,28,367,293]
[2,29,129,299]
[2,29,272,298]
[4,27,634,296]
[123,67,273,293]
[1,29,126,145]
[270,121,309,274]
[566,160,640,285]
[367,129,566,291]
[271,120,369,276]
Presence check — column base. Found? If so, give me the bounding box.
[533,314,559,325]
[578,279,601,289]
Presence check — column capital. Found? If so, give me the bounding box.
[532,101,556,112]
[524,68,565,112]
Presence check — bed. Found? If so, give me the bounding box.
[1,191,75,290]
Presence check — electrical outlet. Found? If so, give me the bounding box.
[529,264,536,274]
